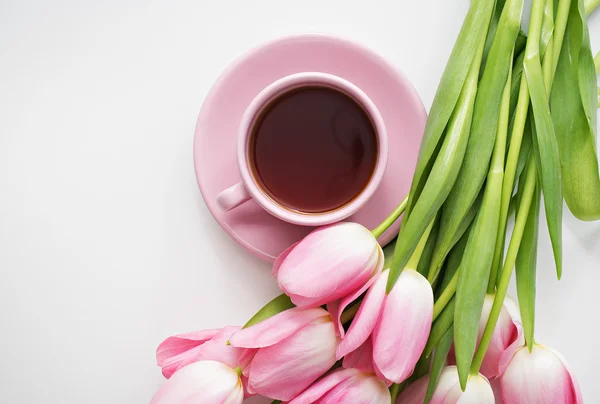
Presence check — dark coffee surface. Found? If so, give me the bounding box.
[250,86,378,213]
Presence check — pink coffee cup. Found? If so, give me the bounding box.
[216,72,388,226]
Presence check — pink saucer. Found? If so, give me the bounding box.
[194,34,426,262]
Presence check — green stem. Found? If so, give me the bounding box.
[406,220,435,271]
[486,74,512,293]
[371,195,408,239]
[389,381,406,403]
[552,0,571,81]
[433,272,458,321]
[585,0,600,15]
[492,73,531,290]
[526,0,546,60]
[471,159,537,374]
[492,0,558,298]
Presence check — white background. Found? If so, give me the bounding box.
[1,1,599,403]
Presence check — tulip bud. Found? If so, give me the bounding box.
[229,307,340,401]
[336,268,433,384]
[447,294,523,380]
[500,344,583,404]
[151,360,244,404]
[289,367,390,404]
[274,222,383,308]
[156,326,244,378]
[479,295,523,379]
[398,366,495,404]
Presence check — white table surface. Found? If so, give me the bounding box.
[1,1,599,402]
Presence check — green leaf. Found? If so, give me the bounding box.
[387,49,480,290]
[516,175,541,351]
[417,215,441,277]
[441,224,470,292]
[540,0,555,59]
[401,0,497,220]
[514,119,533,182]
[551,0,600,220]
[388,1,498,290]
[427,227,470,356]
[426,297,455,358]
[382,236,398,269]
[243,294,295,328]
[481,0,507,71]
[453,172,504,388]
[448,191,482,252]
[425,328,454,404]
[491,107,532,289]
[428,185,482,283]
[514,30,528,56]
[432,0,523,291]
[509,51,525,128]
[525,56,563,279]
[409,354,432,384]
[454,57,514,388]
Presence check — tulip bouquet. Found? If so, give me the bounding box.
[151,0,600,402]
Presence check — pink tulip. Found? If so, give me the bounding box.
[274,222,384,308]
[151,360,244,404]
[342,336,377,375]
[447,294,523,379]
[398,366,495,404]
[288,367,391,404]
[336,268,433,383]
[500,344,583,404]
[229,307,340,401]
[156,326,244,378]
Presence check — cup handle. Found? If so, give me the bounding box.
[216,182,252,211]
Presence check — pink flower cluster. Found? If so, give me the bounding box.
[150,222,582,403]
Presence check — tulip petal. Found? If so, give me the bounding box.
[397,366,459,404]
[396,373,429,403]
[326,300,341,336]
[448,296,524,379]
[223,383,245,404]
[151,360,243,404]
[272,242,299,277]
[238,348,257,378]
[373,269,433,383]
[277,223,382,307]
[319,372,391,404]
[342,337,375,374]
[230,307,329,348]
[502,294,522,322]
[490,378,502,403]
[496,317,523,376]
[500,345,581,404]
[156,328,220,365]
[157,327,243,378]
[480,296,524,379]
[336,269,388,359]
[288,368,358,403]
[246,320,339,401]
[547,347,584,404]
[444,374,494,404]
[330,270,380,338]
